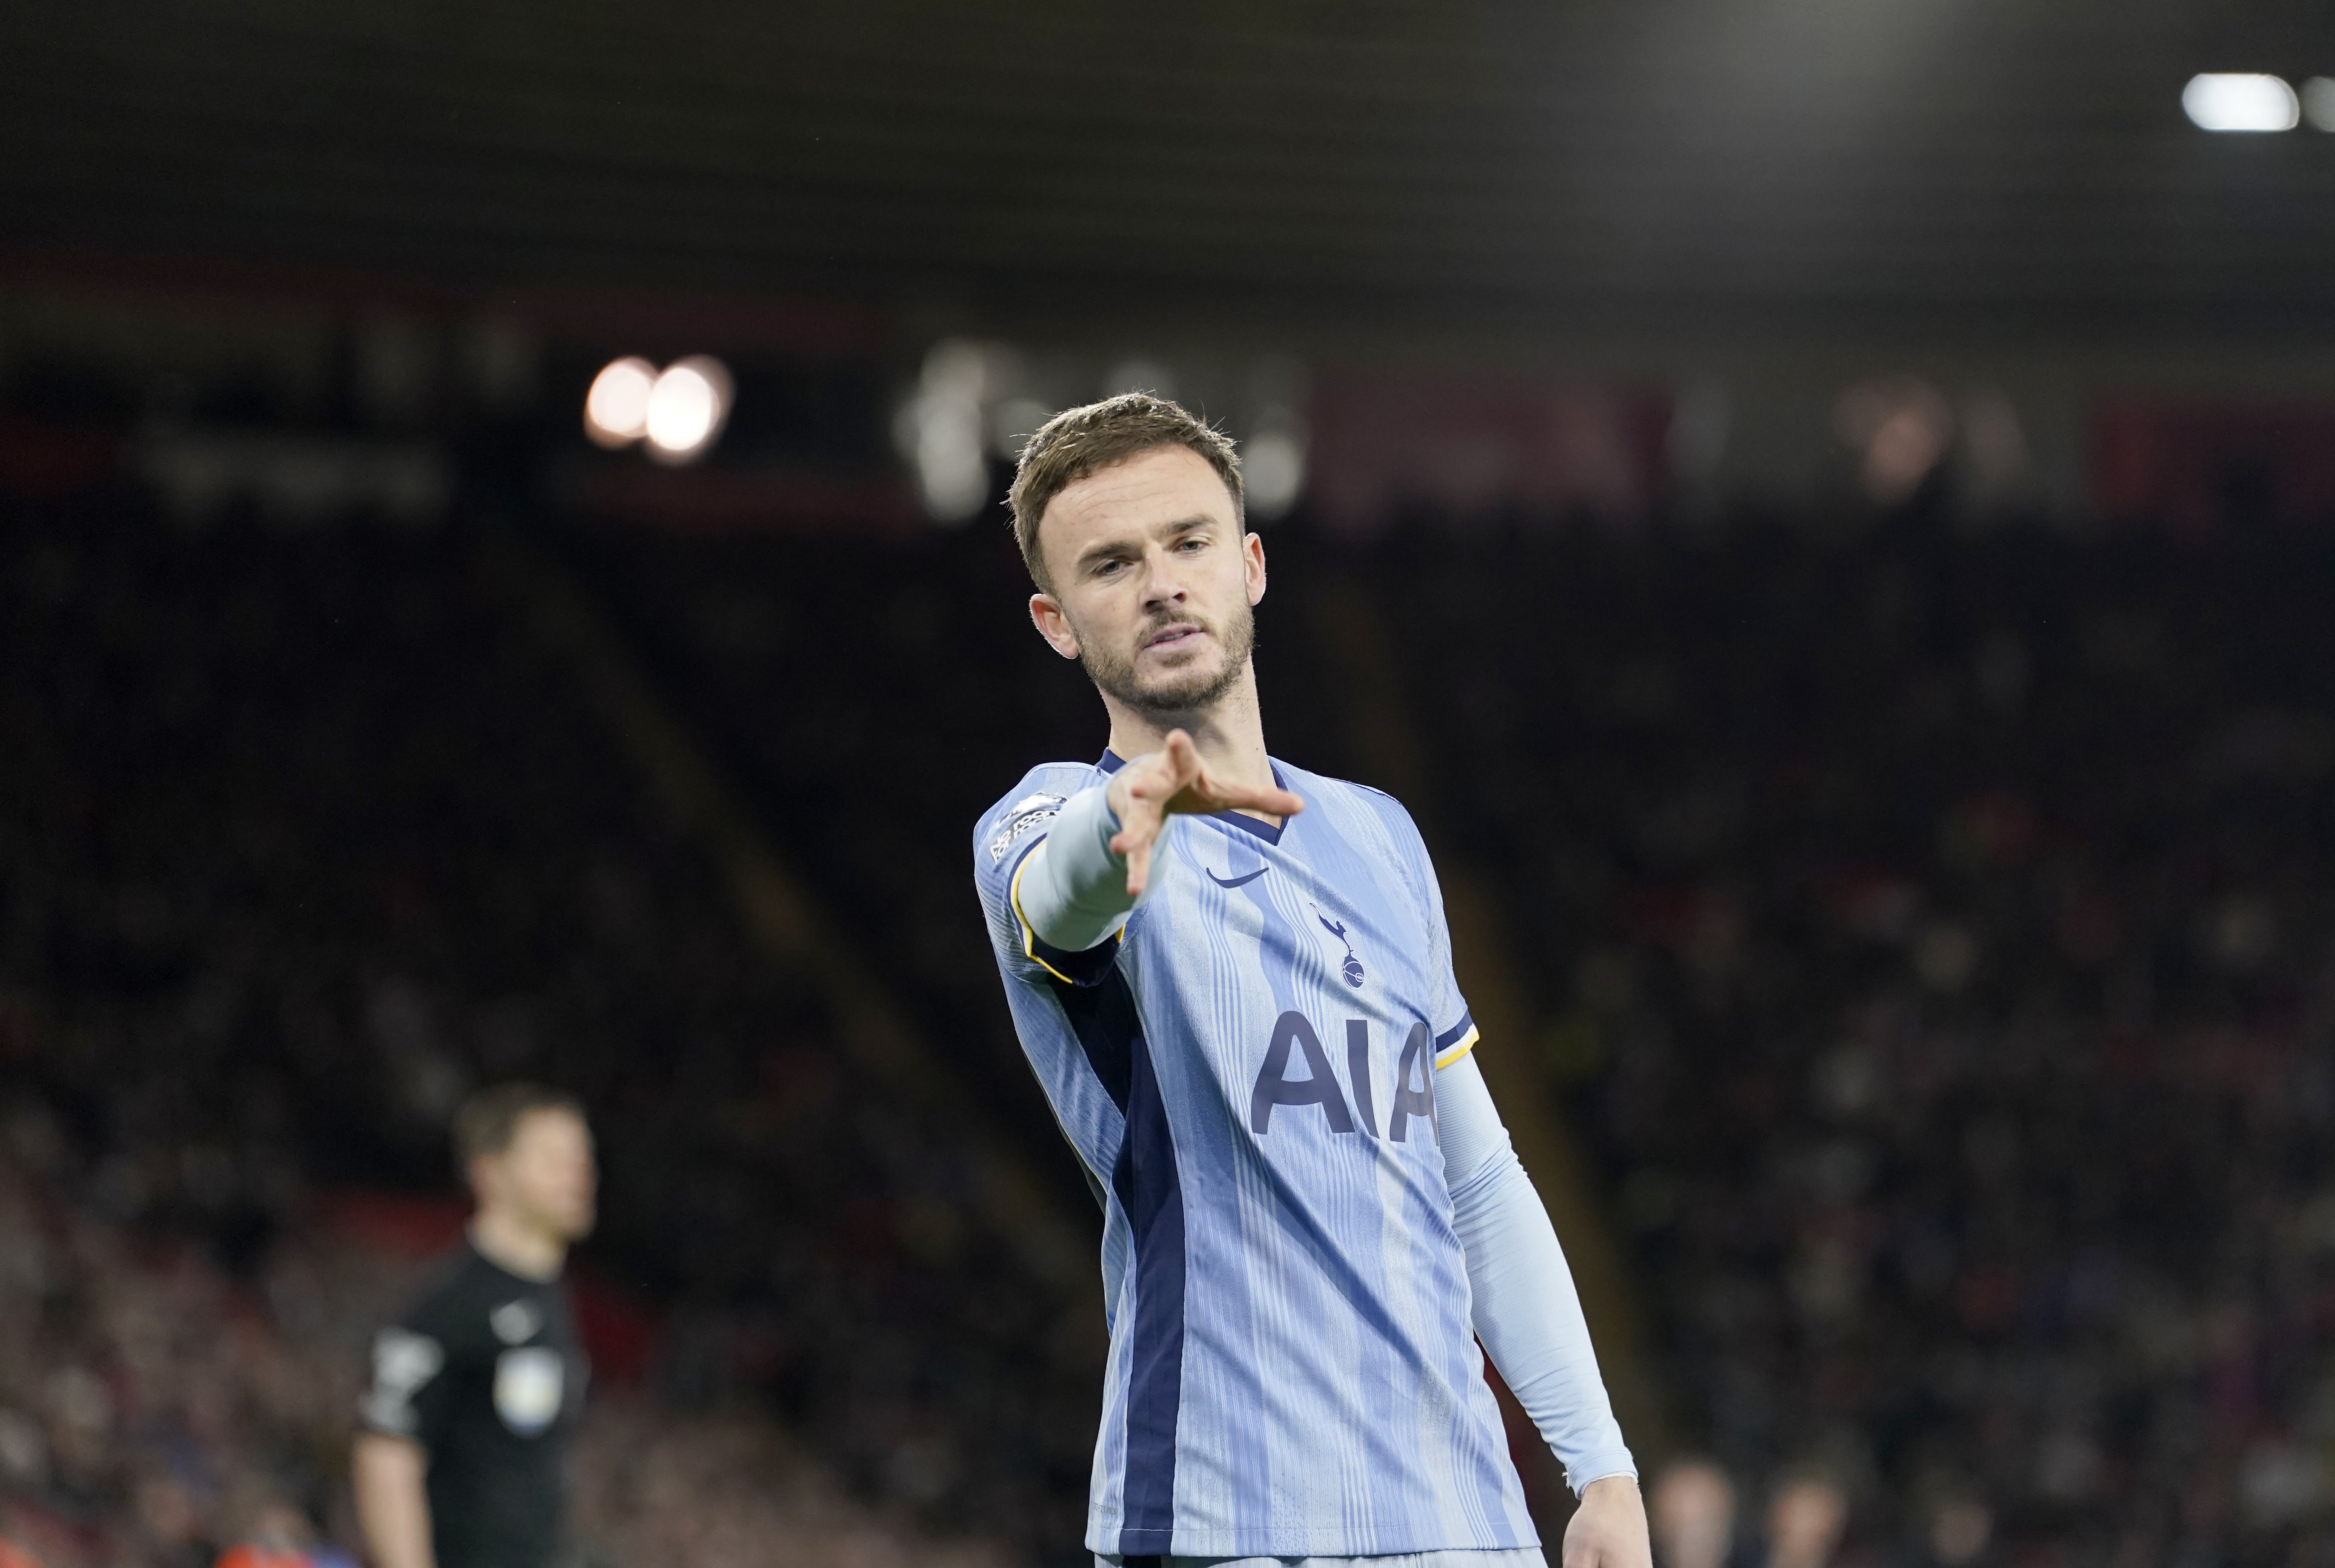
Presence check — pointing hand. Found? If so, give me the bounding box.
[1106,730,1305,899]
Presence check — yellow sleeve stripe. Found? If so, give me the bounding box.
[1433,1025,1481,1069]
[1009,842,1122,987]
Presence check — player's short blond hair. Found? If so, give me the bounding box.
[1006,393,1244,590]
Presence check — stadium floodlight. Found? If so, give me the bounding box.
[2182,74,2300,132]
[583,357,657,447]
[643,357,733,464]
[2304,78,2335,131]
[899,339,996,524]
[1242,355,1310,522]
[1243,427,1307,520]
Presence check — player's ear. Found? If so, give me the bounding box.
[1029,593,1082,660]
[1243,531,1266,606]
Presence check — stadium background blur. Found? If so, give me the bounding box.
[6,3,2335,1566]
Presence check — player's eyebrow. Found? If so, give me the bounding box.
[1073,513,1218,573]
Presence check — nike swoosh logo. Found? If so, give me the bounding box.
[1207,867,1268,889]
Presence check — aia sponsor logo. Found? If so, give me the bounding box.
[1249,1013,1433,1140]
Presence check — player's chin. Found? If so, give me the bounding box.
[1133,680,1222,715]
[1130,652,1227,706]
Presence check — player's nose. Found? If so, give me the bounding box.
[1138,545,1191,605]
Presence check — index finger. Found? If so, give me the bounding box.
[1107,792,1168,856]
[1210,782,1306,818]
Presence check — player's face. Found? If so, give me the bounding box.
[1029,446,1266,718]
[488,1108,598,1243]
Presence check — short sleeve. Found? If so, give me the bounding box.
[358,1284,462,1449]
[1406,816,1478,1070]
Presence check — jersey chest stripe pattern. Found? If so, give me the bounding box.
[975,756,1539,1556]
[1052,965,1186,1553]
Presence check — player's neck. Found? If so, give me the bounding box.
[1103,663,1277,809]
[469,1211,566,1282]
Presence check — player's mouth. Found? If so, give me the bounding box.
[1141,622,1207,653]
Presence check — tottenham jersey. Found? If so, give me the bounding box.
[973,752,1536,1559]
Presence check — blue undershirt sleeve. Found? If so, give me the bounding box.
[1435,1051,1638,1496]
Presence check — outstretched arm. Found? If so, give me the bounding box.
[1437,1051,1649,1568]
[1103,729,1302,899]
[1015,730,1303,952]
[1012,785,1140,953]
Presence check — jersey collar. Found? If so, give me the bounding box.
[1098,749,1288,845]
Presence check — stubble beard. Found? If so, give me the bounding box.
[1079,598,1258,722]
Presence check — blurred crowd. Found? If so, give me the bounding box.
[0,487,1092,1563]
[0,1099,368,1568]
[15,467,2335,1568]
[532,501,2335,1568]
[0,1102,1004,1568]
[1647,1459,1856,1568]
[1396,512,2335,1568]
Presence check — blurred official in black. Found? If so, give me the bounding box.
[353,1087,597,1568]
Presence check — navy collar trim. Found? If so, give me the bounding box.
[1097,750,1289,846]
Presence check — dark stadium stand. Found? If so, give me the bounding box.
[0,486,1090,1565]
[12,461,2335,1568]
[9,0,2335,1560]
[566,499,2335,1568]
[1385,509,2335,1568]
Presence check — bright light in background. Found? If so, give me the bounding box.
[2304,78,2335,131]
[643,356,732,463]
[894,344,1311,524]
[583,356,732,461]
[1243,429,1307,520]
[1242,355,1310,522]
[584,357,657,447]
[2183,74,2299,132]
[897,340,1007,524]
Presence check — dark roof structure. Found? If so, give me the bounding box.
[8,0,2335,333]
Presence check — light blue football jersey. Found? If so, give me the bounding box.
[973,752,1536,1559]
